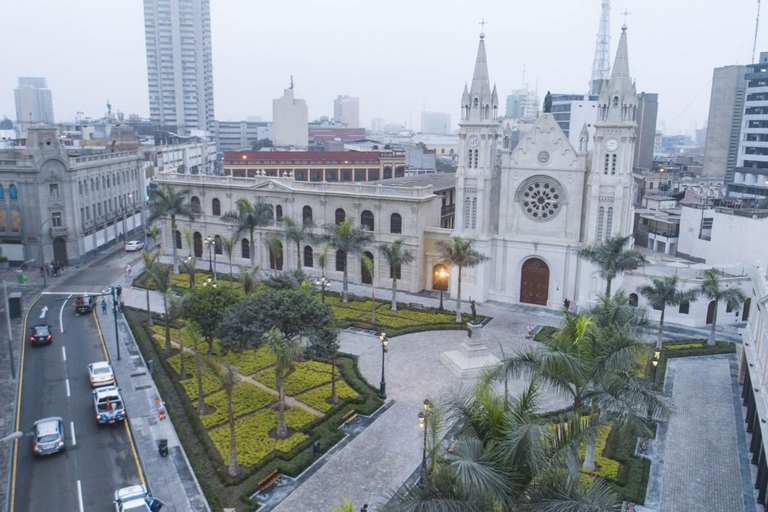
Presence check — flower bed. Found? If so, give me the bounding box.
[295,382,359,412]
[208,407,315,466]
[253,361,332,395]
[200,382,278,429]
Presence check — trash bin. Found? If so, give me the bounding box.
[8,292,21,319]
[15,270,26,285]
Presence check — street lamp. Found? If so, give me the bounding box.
[434,266,449,311]
[205,235,217,279]
[417,399,432,490]
[379,332,388,400]
[651,349,661,383]
[316,276,331,303]
[202,277,217,289]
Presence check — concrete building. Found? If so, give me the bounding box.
[142,0,215,135]
[333,96,360,128]
[420,112,452,134]
[214,121,272,151]
[504,89,539,120]
[0,126,144,264]
[142,138,217,177]
[732,52,768,198]
[14,78,54,133]
[370,118,385,134]
[273,83,308,149]
[634,92,659,171]
[308,126,366,151]
[550,93,599,147]
[634,194,680,255]
[702,65,748,178]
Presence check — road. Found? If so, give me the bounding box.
[10,248,145,512]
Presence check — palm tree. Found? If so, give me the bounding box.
[185,323,208,415]
[638,276,699,349]
[179,254,197,289]
[219,234,236,287]
[151,264,173,354]
[361,254,376,324]
[434,236,489,322]
[317,244,330,278]
[214,361,240,476]
[577,235,647,297]
[699,270,747,346]
[322,219,374,303]
[268,232,282,277]
[283,216,314,270]
[222,198,272,268]
[184,227,194,257]
[378,239,415,311]
[168,294,187,377]
[262,328,304,438]
[240,265,260,296]
[140,249,159,326]
[146,185,195,274]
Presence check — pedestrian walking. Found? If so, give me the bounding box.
[40,265,45,277]
[361,505,369,512]
[127,264,133,279]
[101,298,107,315]
[49,263,55,276]
[44,263,50,276]
[563,297,570,313]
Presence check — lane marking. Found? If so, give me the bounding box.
[10,292,44,512]
[76,480,84,512]
[39,306,48,319]
[59,293,72,333]
[65,379,70,397]
[62,346,66,361]
[70,421,76,446]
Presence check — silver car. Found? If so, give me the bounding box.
[114,485,163,512]
[88,361,115,387]
[33,417,66,456]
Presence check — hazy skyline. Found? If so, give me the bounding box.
[1,0,765,135]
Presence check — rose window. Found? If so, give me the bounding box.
[521,180,562,221]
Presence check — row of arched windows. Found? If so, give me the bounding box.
[463,197,477,229]
[0,184,18,200]
[78,169,138,195]
[596,206,613,242]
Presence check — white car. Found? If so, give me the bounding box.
[88,361,115,387]
[114,485,164,512]
[125,241,145,252]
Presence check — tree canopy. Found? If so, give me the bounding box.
[182,283,241,352]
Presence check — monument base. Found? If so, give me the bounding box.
[441,323,499,379]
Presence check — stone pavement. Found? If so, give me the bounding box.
[644,355,756,512]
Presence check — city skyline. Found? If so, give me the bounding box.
[1,0,766,135]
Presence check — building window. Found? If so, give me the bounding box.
[383,167,392,179]
[86,206,90,220]
[303,205,313,225]
[326,170,337,182]
[471,198,477,229]
[98,203,102,216]
[613,96,619,107]
[464,197,470,229]
[335,208,346,225]
[276,205,283,222]
[611,154,617,174]
[369,170,379,181]
[361,210,374,231]
[336,249,346,272]
[679,300,690,314]
[212,198,221,216]
[52,212,62,227]
[311,171,322,182]
[9,185,17,200]
[46,183,59,200]
[649,181,654,190]
[390,262,401,280]
[699,217,713,240]
[597,206,605,241]
[355,169,366,181]
[176,230,182,249]
[191,196,201,214]
[241,238,250,259]
[342,170,352,182]
[604,154,610,174]
[390,213,402,234]
[605,207,613,238]
[304,246,313,267]
[629,293,638,307]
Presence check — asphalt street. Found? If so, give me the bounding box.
[10,248,145,512]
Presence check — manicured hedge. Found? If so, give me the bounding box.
[295,382,359,412]
[253,361,333,395]
[200,382,278,429]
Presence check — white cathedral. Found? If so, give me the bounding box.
[451,26,637,309]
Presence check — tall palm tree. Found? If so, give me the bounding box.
[184,227,194,257]
[322,218,373,303]
[179,254,197,289]
[638,275,699,349]
[214,361,240,477]
[699,270,747,346]
[219,234,236,287]
[362,254,376,324]
[267,232,283,277]
[184,323,208,415]
[140,249,159,326]
[151,264,173,354]
[168,295,187,377]
[222,198,272,268]
[577,235,647,297]
[317,244,331,278]
[434,236,489,322]
[262,328,304,438]
[146,185,195,274]
[378,239,415,311]
[240,265,260,296]
[283,216,314,270]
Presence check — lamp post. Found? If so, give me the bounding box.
[434,267,448,311]
[120,196,128,245]
[112,286,121,360]
[652,348,661,384]
[39,218,53,288]
[379,332,388,400]
[316,277,331,303]
[205,235,215,275]
[202,277,217,289]
[417,398,432,490]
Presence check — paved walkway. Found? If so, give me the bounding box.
[643,355,756,512]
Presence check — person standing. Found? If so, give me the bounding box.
[101,298,107,315]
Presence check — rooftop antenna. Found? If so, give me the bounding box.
[290,75,294,89]
[753,0,762,63]
[479,18,487,37]
[522,64,527,89]
[589,0,612,96]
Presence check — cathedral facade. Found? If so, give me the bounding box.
[451,26,638,309]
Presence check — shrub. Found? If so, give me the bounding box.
[253,361,333,395]
[534,325,558,343]
[295,382,359,412]
[200,382,278,429]
[580,425,620,480]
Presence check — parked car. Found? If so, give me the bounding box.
[74,294,95,315]
[32,416,66,456]
[114,485,164,512]
[125,241,145,252]
[88,361,115,387]
[28,325,53,346]
[93,386,126,424]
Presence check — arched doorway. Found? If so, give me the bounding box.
[706,300,716,325]
[743,298,752,322]
[193,232,203,258]
[361,251,373,284]
[520,258,549,306]
[53,237,68,264]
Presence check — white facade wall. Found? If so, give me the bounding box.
[273,88,308,148]
[156,141,216,174]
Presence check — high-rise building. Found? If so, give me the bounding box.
[333,95,360,128]
[14,77,54,132]
[370,118,385,134]
[504,89,539,120]
[550,93,599,147]
[273,82,308,148]
[702,65,748,179]
[634,92,659,171]
[142,0,215,135]
[731,52,768,196]
[420,112,451,134]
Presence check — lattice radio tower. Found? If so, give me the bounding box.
[590,0,612,96]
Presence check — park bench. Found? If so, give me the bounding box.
[257,469,282,494]
[342,410,359,426]
[447,439,459,453]
[408,302,425,310]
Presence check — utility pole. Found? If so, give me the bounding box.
[3,281,15,380]
[754,0,762,63]
[112,287,121,360]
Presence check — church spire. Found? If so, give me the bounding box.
[462,29,497,123]
[596,24,637,124]
[469,32,492,103]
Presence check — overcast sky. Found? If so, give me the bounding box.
[1,0,765,135]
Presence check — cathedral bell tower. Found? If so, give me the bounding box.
[455,30,500,239]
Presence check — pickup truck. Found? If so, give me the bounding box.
[74,295,94,315]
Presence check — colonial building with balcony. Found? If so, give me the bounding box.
[0,125,144,264]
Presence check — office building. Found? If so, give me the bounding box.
[702,65,748,178]
[214,121,272,151]
[635,92,659,171]
[273,82,308,148]
[14,77,54,133]
[550,93,599,147]
[333,96,360,128]
[142,0,215,135]
[504,89,539,120]
[420,112,452,134]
